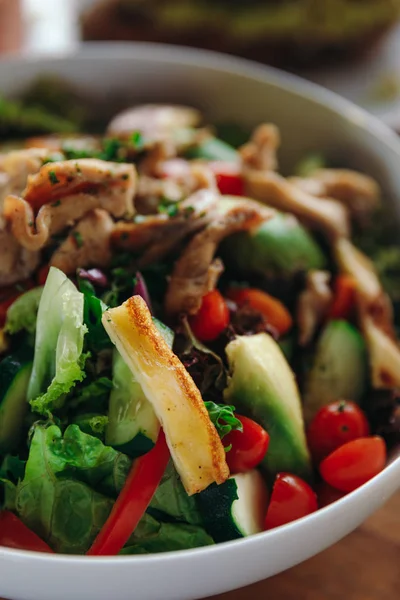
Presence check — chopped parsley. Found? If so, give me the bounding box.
[48,170,60,185]
[72,231,84,248]
[130,131,144,150]
[158,198,179,218]
[204,402,243,451]
[51,199,61,207]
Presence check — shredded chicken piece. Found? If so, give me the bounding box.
[1,148,48,196]
[0,227,40,286]
[24,134,100,153]
[112,189,218,266]
[240,124,280,172]
[136,162,217,215]
[139,140,177,176]
[4,159,136,251]
[50,209,114,275]
[165,196,273,317]
[22,158,136,215]
[107,104,201,141]
[244,170,350,240]
[334,237,400,388]
[297,270,333,346]
[0,171,10,216]
[289,169,380,223]
[102,295,229,495]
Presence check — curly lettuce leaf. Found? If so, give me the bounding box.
[5,287,43,336]
[15,424,131,553]
[28,267,88,416]
[122,513,213,555]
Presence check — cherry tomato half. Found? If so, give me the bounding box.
[224,415,270,474]
[0,511,53,553]
[319,436,387,493]
[307,400,370,463]
[264,473,318,530]
[208,162,245,196]
[226,288,292,336]
[189,290,230,342]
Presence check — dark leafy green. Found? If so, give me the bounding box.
[15,424,131,553]
[122,513,213,554]
[78,278,113,353]
[149,462,203,526]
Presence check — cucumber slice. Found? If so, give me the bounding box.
[198,470,268,543]
[185,137,238,162]
[303,320,368,423]
[0,352,32,453]
[106,319,174,457]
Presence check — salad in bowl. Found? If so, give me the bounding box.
[0,95,399,556]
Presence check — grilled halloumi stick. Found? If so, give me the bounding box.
[102,295,229,495]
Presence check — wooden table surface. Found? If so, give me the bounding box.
[210,491,400,600]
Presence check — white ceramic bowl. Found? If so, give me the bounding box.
[0,43,400,600]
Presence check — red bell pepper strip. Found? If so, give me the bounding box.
[208,161,245,196]
[87,429,170,556]
[0,511,53,553]
[329,274,357,320]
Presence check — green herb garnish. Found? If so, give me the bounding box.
[72,231,84,248]
[204,402,243,450]
[48,170,60,185]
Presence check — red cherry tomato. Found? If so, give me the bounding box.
[307,400,370,463]
[264,473,318,530]
[226,287,292,336]
[189,290,230,342]
[224,415,269,474]
[208,162,244,196]
[320,436,387,493]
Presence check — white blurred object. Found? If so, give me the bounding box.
[23,0,80,52]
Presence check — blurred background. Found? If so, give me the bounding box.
[1,0,400,129]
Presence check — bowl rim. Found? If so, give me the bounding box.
[0,41,399,566]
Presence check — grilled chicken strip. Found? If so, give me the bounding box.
[4,159,136,251]
[112,189,218,266]
[102,295,229,495]
[297,270,333,347]
[240,123,280,172]
[50,209,114,275]
[1,148,48,196]
[165,196,273,317]
[107,104,201,142]
[334,238,400,388]
[0,228,40,286]
[244,170,350,240]
[289,169,380,223]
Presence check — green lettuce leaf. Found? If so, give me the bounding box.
[149,462,203,526]
[0,455,25,511]
[15,424,132,553]
[121,513,213,554]
[28,267,88,416]
[5,287,43,336]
